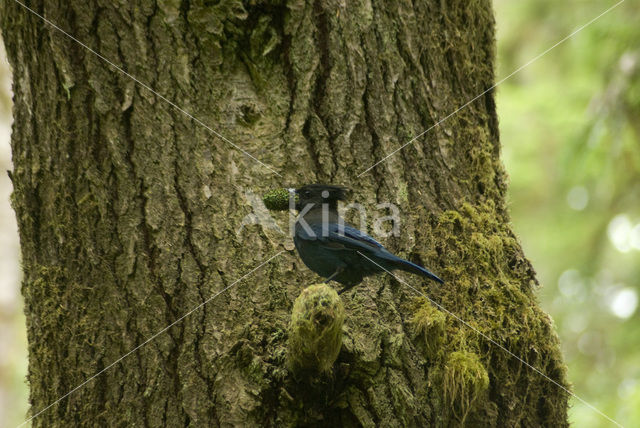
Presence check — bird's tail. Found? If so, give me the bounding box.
[388,256,444,284]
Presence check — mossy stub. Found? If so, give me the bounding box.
[287,284,345,374]
[263,188,296,211]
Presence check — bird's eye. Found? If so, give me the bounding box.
[303,191,311,198]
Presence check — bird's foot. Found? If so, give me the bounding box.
[337,284,356,295]
[324,267,345,284]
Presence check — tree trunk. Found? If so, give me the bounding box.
[2,0,569,426]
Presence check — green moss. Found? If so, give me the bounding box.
[263,188,296,211]
[433,202,533,285]
[409,298,446,357]
[406,201,569,425]
[287,284,345,374]
[443,351,489,424]
[397,181,409,204]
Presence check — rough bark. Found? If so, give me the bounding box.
[2,0,569,426]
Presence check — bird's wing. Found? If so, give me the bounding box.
[297,223,386,253]
[339,225,385,250]
[296,222,444,283]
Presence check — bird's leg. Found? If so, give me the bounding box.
[324,266,345,283]
[337,284,354,295]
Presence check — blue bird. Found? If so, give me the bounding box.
[291,184,444,294]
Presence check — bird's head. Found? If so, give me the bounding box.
[291,184,350,210]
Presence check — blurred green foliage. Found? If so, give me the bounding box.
[495,0,640,425]
[0,36,28,428]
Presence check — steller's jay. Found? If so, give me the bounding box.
[291,184,444,294]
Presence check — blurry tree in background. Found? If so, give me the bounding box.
[0,35,28,428]
[495,0,640,425]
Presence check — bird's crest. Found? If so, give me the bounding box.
[295,184,350,202]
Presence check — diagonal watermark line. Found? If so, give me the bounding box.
[11,0,283,178]
[357,0,626,177]
[17,250,286,428]
[356,251,623,427]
